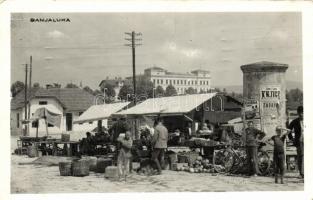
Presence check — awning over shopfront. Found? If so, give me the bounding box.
[30,107,62,128]
[73,102,130,124]
[116,93,217,116]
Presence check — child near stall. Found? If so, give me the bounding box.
[117,131,133,180]
[267,126,291,184]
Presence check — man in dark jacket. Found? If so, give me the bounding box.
[245,121,266,176]
[151,117,168,175]
[288,106,304,178]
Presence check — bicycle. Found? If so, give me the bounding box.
[213,141,271,175]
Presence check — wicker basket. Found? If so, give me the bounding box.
[167,153,178,170]
[88,157,98,171]
[72,159,90,177]
[27,146,38,158]
[81,156,98,171]
[187,152,199,165]
[96,157,113,173]
[59,162,72,176]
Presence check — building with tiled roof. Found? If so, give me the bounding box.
[11,87,96,136]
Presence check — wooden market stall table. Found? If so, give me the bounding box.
[33,140,80,157]
[185,138,225,160]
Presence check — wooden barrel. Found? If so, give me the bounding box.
[96,157,113,173]
[72,159,90,177]
[27,146,38,158]
[81,156,98,171]
[89,157,98,171]
[59,162,72,176]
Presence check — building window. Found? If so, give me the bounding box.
[200,81,202,85]
[184,80,187,85]
[195,81,197,85]
[181,80,183,84]
[173,80,176,85]
[166,80,168,84]
[157,79,159,84]
[16,113,19,128]
[89,122,93,124]
[39,101,48,105]
[170,80,172,85]
[207,81,209,85]
[161,79,163,84]
[153,79,156,85]
[48,123,54,127]
[32,120,38,128]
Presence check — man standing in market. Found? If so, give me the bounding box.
[151,117,168,175]
[288,106,304,178]
[117,131,133,180]
[245,120,266,176]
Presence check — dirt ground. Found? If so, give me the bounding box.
[11,154,304,193]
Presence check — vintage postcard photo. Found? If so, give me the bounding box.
[1,1,312,199]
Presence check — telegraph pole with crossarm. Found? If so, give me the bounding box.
[124,31,142,140]
[124,31,142,105]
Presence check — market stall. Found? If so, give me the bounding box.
[73,102,130,156]
[16,107,64,156]
[114,93,245,172]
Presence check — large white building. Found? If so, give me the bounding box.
[144,67,212,94]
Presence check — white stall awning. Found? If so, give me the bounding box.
[73,102,130,124]
[116,93,217,116]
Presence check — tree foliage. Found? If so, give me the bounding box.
[136,77,154,99]
[199,89,207,94]
[286,88,303,103]
[185,87,197,95]
[155,85,165,97]
[65,83,79,88]
[119,84,134,101]
[165,84,177,97]
[101,83,116,98]
[83,86,94,95]
[33,82,40,88]
[11,81,25,97]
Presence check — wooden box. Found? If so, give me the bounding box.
[104,166,119,179]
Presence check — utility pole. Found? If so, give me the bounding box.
[24,64,28,136]
[124,31,142,104]
[125,31,142,139]
[28,56,32,122]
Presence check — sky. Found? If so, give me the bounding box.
[11,12,302,90]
